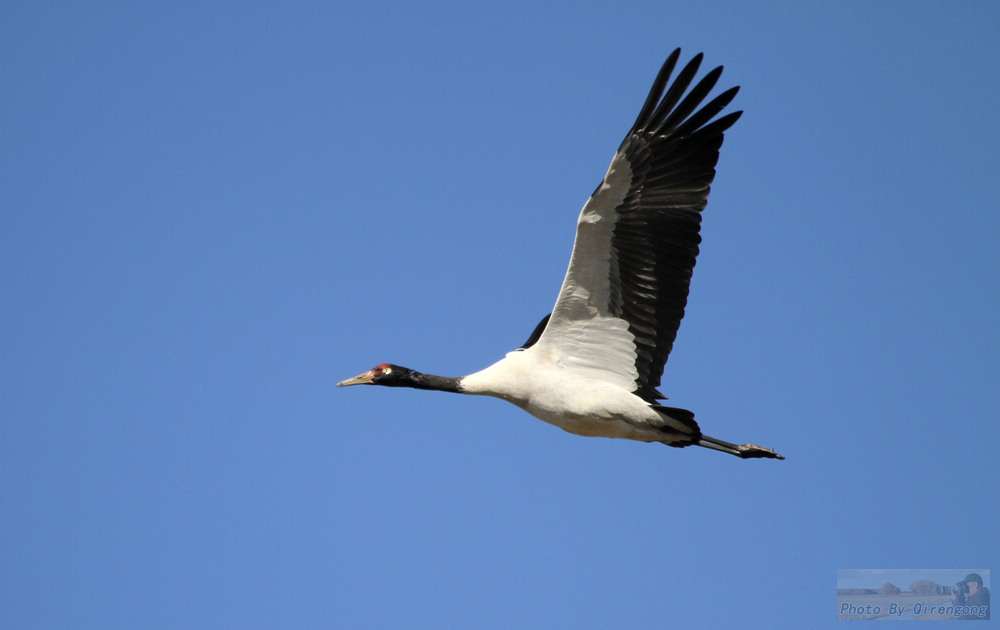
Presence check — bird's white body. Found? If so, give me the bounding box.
[460,346,664,441]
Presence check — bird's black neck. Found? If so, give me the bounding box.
[399,370,463,393]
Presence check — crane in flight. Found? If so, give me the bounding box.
[339,50,783,460]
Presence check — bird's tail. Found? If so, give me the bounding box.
[652,404,784,460]
[651,404,701,441]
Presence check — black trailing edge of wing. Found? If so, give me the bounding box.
[609,49,742,402]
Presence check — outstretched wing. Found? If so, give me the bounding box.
[533,49,741,401]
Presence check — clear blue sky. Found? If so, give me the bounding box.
[3,2,998,628]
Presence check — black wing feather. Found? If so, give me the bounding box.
[643,53,704,136]
[519,314,551,350]
[610,50,741,402]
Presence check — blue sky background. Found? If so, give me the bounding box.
[3,2,998,628]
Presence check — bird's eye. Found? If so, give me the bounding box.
[381,367,392,375]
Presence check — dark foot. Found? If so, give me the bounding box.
[735,443,784,460]
[696,434,785,460]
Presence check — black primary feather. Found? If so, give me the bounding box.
[608,49,742,402]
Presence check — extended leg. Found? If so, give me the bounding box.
[697,434,785,460]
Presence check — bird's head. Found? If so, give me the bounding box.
[337,363,413,387]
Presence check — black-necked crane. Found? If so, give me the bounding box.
[339,49,783,460]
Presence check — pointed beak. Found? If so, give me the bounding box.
[337,370,375,387]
